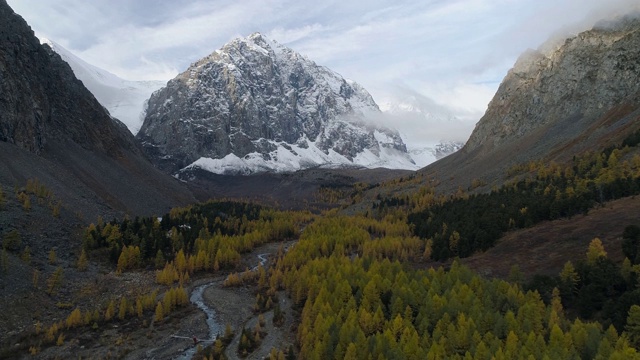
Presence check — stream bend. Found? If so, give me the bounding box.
[178,253,269,359]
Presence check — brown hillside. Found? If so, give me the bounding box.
[459,196,639,280]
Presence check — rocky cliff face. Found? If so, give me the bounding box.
[466,15,640,154]
[0,0,193,217]
[417,14,640,195]
[138,33,415,174]
[0,2,137,156]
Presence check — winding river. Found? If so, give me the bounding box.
[177,253,270,359]
[176,282,224,360]
[251,253,269,271]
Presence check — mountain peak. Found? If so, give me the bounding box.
[218,32,299,65]
[247,31,267,42]
[226,32,273,51]
[137,35,415,175]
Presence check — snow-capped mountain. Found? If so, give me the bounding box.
[40,38,165,135]
[408,141,465,168]
[137,33,417,175]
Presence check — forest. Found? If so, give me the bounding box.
[269,215,640,359]
[3,133,640,358]
[78,200,639,359]
[404,129,640,260]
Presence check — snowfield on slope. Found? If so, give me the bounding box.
[183,137,420,175]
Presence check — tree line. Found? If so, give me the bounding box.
[405,130,640,261]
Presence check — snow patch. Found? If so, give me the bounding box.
[183,136,420,175]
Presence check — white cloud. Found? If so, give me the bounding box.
[370,83,489,146]
[419,82,497,117]
[10,0,638,83]
[266,24,325,45]
[7,0,640,145]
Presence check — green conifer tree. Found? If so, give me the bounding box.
[625,305,640,348]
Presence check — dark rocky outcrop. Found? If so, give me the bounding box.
[0,0,194,219]
[0,2,134,156]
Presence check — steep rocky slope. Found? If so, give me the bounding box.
[0,9,130,156]
[40,38,165,135]
[138,33,416,175]
[0,0,193,219]
[466,16,640,154]
[422,15,640,192]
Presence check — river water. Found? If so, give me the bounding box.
[177,253,270,359]
[175,281,224,360]
[251,253,268,271]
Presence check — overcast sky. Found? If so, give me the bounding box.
[7,0,640,145]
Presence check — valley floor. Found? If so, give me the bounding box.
[1,240,297,359]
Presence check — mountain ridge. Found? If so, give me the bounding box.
[137,32,418,175]
[0,0,194,220]
[466,15,640,155]
[417,14,640,194]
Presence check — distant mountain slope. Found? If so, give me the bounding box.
[0,0,193,219]
[40,38,165,135]
[422,15,640,191]
[377,88,471,168]
[138,33,417,175]
[408,141,464,168]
